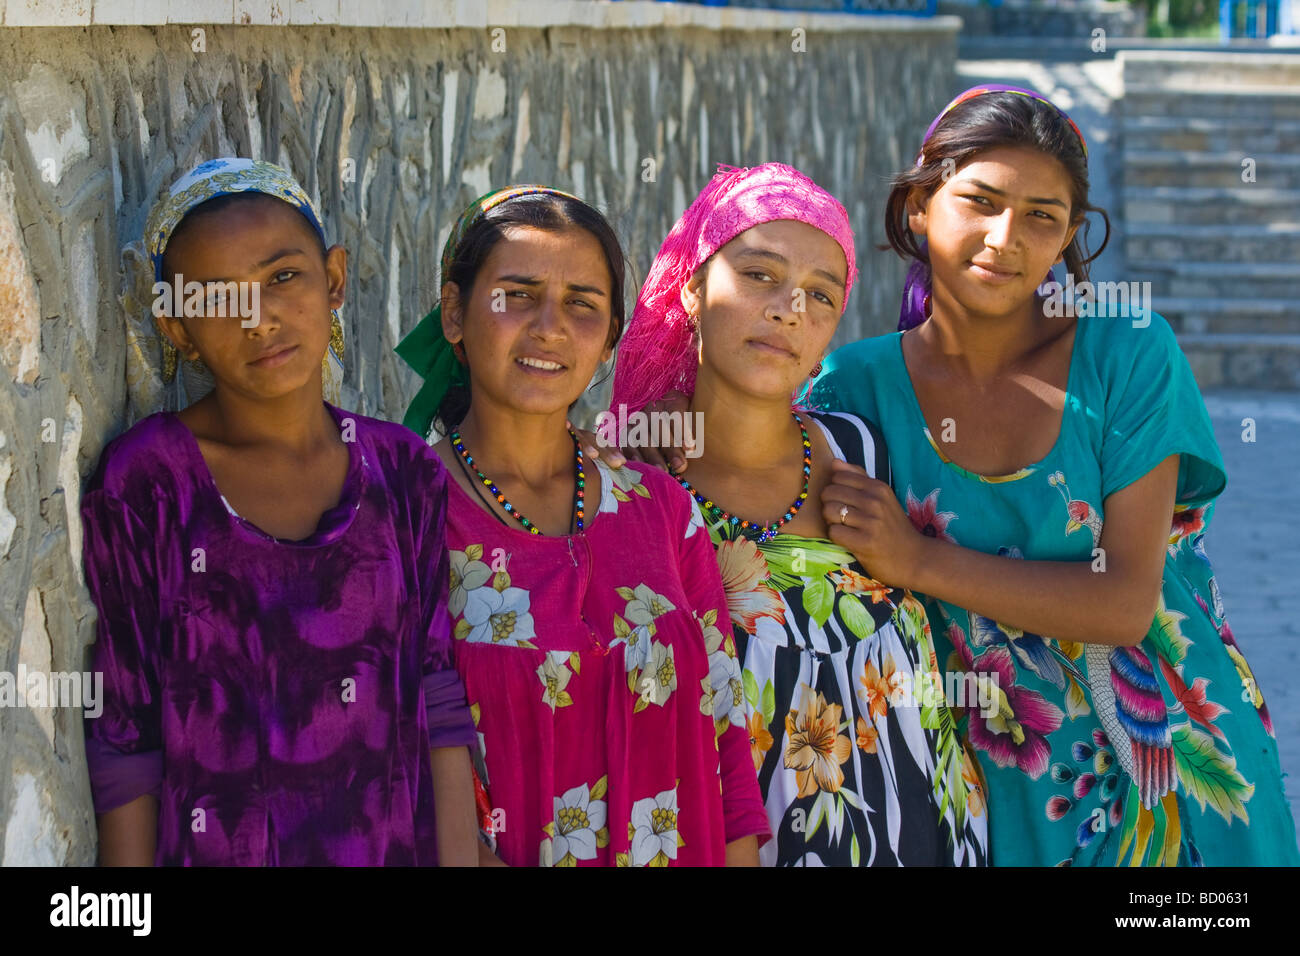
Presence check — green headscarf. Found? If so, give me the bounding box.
[395,184,581,440]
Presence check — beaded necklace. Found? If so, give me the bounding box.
[675,413,811,544]
[450,427,585,535]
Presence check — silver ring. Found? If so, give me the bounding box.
[838,504,849,525]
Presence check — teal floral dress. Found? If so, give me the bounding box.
[811,312,1299,866]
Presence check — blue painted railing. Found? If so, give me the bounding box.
[1219,0,1295,37]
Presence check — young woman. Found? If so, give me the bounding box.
[610,163,988,866]
[395,186,768,867]
[808,86,1299,865]
[82,158,479,866]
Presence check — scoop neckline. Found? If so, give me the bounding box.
[696,414,865,552]
[443,450,609,541]
[892,320,1081,483]
[168,401,365,547]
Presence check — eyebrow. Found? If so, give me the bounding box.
[495,274,608,296]
[255,248,310,268]
[187,248,310,284]
[736,248,846,289]
[960,178,1069,209]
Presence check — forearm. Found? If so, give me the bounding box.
[430,746,479,866]
[97,794,158,866]
[910,536,1157,646]
[477,839,508,866]
[725,835,759,867]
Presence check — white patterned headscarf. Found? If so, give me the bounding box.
[123,158,345,420]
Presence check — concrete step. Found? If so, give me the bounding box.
[1124,151,1300,190]
[1131,261,1300,302]
[1177,333,1300,390]
[1121,51,1300,90]
[1120,116,1300,155]
[1154,297,1300,335]
[1124,223,1300,263]
[1122,85,1300,121]
[1124,186,1300,226]
[962,36,1300,62]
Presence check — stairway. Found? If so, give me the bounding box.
[1118,51,1300,389]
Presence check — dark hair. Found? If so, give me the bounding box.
[435,192,628,434]
[883,92,1110,285]
[159,191,328,283]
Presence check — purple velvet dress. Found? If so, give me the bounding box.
[80,402,475,866]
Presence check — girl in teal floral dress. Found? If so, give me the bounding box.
[810,86,1298,865]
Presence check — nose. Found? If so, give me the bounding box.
[765,285,801,326]
[984,208,1017,253]
[528,293,567,340]
[243,280,279,337]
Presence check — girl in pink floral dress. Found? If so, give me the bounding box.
[395,186,768,866]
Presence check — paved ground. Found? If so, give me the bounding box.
[1203,390,1300,844]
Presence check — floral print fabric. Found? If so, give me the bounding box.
[444,459,769,866]
[813,313,1300,865]
[702,411,988,866]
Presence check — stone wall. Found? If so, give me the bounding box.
[0,5,957,864]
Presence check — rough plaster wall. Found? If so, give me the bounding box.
[0,22,954,864]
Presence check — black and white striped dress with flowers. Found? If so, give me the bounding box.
[700,410,989,866]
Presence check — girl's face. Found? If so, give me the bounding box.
[908,144,1080,321]
[157,196,346,401]
[443,224,616,419]
[686,219,846,403]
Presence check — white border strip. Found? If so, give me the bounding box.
[3,0,963,31]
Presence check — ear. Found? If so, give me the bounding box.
[440,282,464,343]
[905,186,931,240]
[1055,220,1083,266]
[679,266,706,320]
[324,245,348,311]
[156,312,200,362]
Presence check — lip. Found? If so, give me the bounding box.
[248,344,299,368]
[514,355,568,374]
[746,336,798,359]
[969,260,1020,283]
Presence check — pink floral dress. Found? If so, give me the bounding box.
[443,459,769,866]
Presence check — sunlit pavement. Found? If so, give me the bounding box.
[1202,390,1300,842]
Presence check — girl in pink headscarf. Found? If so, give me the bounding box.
[611,164,988,866]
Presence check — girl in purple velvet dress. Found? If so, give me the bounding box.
[80,158,479,866]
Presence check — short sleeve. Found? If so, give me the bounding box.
[674,487,771,848]
[806,338,886,426]
[414,453,477,750]
[1099,316,1226,506]
[80,489,164,813]
[807,353,849,416]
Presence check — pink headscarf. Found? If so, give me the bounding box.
[611,163,857,415]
